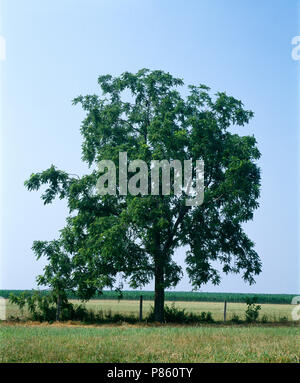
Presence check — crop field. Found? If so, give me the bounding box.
[0,290,295,304]
[4,298,295,322]
[0,323,299,363]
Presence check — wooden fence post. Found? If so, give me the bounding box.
[139,295,143,321]
[223,300,227,322]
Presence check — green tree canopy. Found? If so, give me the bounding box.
[26,69,261,322]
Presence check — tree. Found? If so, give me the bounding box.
[32,239,74,321]
[25,69,261,322]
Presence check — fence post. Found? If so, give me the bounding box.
[139,295,143,321]
[223,300,227,322]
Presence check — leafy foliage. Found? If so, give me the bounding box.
[25,69,262,322]
[146,303,214,324]
[8,291,138,323]
[230,314,242,324]
[10,291,60,322]
[245,297,261,322]
[260,315,268,324]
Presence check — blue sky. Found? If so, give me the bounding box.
[1,0,299,293]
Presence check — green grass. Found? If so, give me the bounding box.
[1,290,297,304]
[0,324,299,363]
[5,299,295,322]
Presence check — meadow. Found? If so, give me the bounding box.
[2,297,299,363]
[5,298,295,322]
[0,324,299,363]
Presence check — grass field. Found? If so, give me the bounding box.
[5,299,295,322]
[0,323,299,363]
[2,299,299,363]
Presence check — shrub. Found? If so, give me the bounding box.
[9,291,57,321]
[146,303,214,324]
[9,292,140,324]
[198,311,214,323]
[9,293,217,324]
[231,314,242,324]
[9,291,89,322]
[245,297,261,323]
[279,316,288,323]
[165,304,187,323]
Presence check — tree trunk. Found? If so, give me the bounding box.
[56,294,62,321]
[154,262,165,322]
